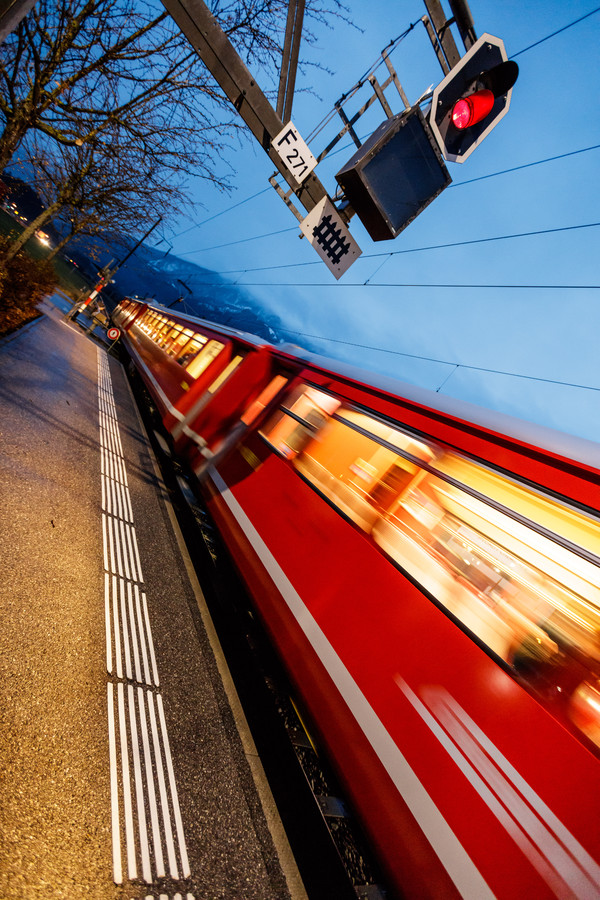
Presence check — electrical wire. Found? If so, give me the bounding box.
[161,10,600,247]
[511,5,600,58]
[174,280,600,289]
[169,188,271,239]
[177,226,297,256]
[304,21,419,144]
[368,221,600,258]
[450,143,600,188]
[164,142,600,257]
[280,330,600,393]
[142,13,600,400]
[187,220,600,277]
[163,24,421,245]
[180,280,600,289]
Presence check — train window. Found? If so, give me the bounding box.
[147,315,165,340]
[156,320,177,347]
[434,453,600,565]
[291,398,433,531]
[148,314,162,337]
[165,327,194,357]
[262,385,600,750]
[185,339,225,380]
[163,324,177,341]
[176,334,206,367]
[163,324,184,353]
[373,455,600,743]
[120,301,138,324]
[137,311,153,333]
[158,319,172,342]
[207,355,244,394]
[260,384,341,459]
[154,318,169,341]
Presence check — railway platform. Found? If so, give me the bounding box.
[0,294,307,900]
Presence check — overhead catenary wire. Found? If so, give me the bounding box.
[167,142,600,257]
[177,226,297,256]
[368,221,600,259]
[169,188,270,239]
[181,279,600,289]
[279,329,600,394]
[177,220,600,278]
[303,21,419,145]
[140,12,600,404]
[511,5,600,58]
[450,143,600,187]
[306,7,600,143]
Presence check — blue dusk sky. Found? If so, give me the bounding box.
[153,0,600,444]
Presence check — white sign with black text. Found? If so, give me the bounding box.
[300,197,362,279]
[272,122,317,184]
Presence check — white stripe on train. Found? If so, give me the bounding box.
[398,680,600,899]
[210,468,496,900]
[211,467,600,900]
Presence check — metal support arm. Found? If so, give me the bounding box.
[161,0,327,214]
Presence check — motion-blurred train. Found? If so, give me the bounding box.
[113,297,600,899]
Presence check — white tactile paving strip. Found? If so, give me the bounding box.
[136,895,195,900]
[97,350,194,897]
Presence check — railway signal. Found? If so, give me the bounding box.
[429,33,518,163]
[162,0,519,267]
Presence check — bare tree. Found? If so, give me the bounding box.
[0,0,235,175]
[0,0,349,174]
[0,124,192,265]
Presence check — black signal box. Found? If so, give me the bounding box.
[335,106,451,242]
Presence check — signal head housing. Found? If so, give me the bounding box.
[429,34,518,163]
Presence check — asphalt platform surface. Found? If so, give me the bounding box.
[0,296,306,900]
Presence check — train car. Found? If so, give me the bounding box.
[112,299,275,469]
[114,299,600,899]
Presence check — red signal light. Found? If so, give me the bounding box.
[451,89,495,130]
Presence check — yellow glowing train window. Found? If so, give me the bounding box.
[185,339,224,380]
[261,384,600,751]
[208,355,243,394]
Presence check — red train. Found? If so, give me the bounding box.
[113,297,600,899]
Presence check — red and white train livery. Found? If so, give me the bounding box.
[113,297,600,899]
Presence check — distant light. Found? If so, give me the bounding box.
[451,89,495,130]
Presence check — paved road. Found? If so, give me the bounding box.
[0,300,305,900]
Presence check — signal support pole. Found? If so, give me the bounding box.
[422,0,477,73]
[277,0,306,123]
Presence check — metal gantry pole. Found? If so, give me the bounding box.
[160,0,327,215]
[277,0,306,123]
